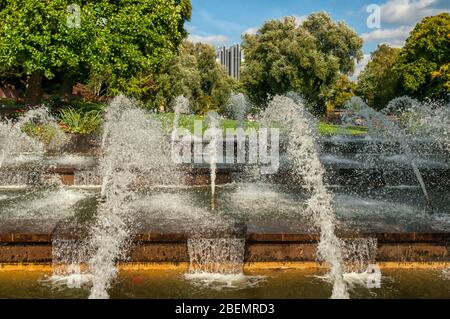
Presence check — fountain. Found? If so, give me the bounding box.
[171,96,191,152]
[342,97,433,207]
[204,111,221,211]
[226,93,250,129]
[0,108,49,169]
[261,95,349,299]
[0,106,68,186]
[385,97,450,153]
[0,92,449,299]
[87,96,180,299]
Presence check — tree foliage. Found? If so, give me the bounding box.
[394,13,450,99]
[150,41,238,114]
[241,12,363,114]
[328,74,356,111]
[0,0,191,104]
[88,0,191,96]
[356,44,401,110]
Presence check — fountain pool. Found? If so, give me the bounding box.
[0,267,449,299]
[1,183,449,232]
[1,95,449,300]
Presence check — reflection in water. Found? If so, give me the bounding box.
[0,268,449,299]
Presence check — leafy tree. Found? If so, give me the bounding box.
[432,63,450,92]
[241,13,363,114]
[0,0,85,104]
[0,0,191,104]
[302,13,363,75]
[88,0,191,97]
[395,13,450,99]
[356,44,401,110]
[328,75,356,112]
[151,41,238,114]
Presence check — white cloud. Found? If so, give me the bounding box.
[380,0,448,25]
[244,26,259,36]
[293,15,308,26]
[350,54,371,81]
[361,25,413,47]
[188,34,228,45]
[360,0,449,49]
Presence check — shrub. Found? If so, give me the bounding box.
[59,108,102,134]
[21,123,58,145]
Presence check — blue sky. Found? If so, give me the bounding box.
[187,0,449,76]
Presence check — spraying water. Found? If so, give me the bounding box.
[0,107,60,168]
[88,96,179,299]
[420,103,450,153]
[226,93,250,129]
[0,120,41,169]
[343,97,432,207]
[171,96,190,151]
[187,238,245,274]
[385,97,450,153]
[185,216,253,289]
[205,111,221,211]
[0,106,66,189]
[261,95,349,299]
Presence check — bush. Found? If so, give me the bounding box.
[59,108,102,134]
[21,123,58,144]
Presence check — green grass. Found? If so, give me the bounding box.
[156,112,367,136]
[1,98,368,137]
[156,113,259,133]
[318,123,367,136]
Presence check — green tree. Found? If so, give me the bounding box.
[395,13,450,99]
[328,75,356,112]
[0,0,191,104]
[151,41,238,114]
[356,44,401,110]
[89,0,191,97]
[241,13,363,114]
[0,0,86,104]
[432,63,450,92]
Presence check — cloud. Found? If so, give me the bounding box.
[293,15,308,26]
[380,0,448,25]
[350,54,371,81]
[361,25,413,47]
[188,34,228,45]
[360,0,448,49]
[244,26,259,36]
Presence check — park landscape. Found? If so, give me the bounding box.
[0,0,449,300]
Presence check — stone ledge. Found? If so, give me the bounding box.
[0,233,449,263]
[0,242,448,263]
[0,232,449,244]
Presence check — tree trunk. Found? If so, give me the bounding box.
[60,73,74,100]
[25,71,44,105]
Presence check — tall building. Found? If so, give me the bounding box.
[216,45,242,80]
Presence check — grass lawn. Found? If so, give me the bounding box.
[318,122,367,136]
[157,112,367,136]
[1,100,367,136]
